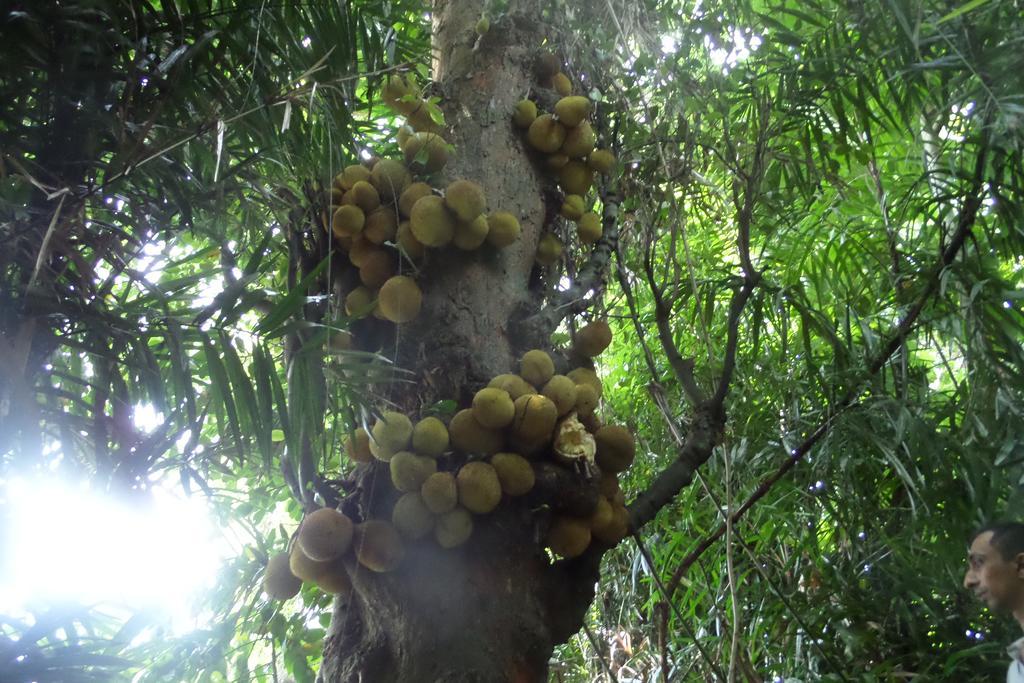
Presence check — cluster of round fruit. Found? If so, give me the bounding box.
[511,58,616,264]
[325,74,523,326]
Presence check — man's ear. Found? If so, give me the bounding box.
[1016,552,1024,579]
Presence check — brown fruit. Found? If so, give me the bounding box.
[592,503,629,544]
[348,234,376,267]
[332,205,365,239]
[421,471,458,514]
[542,375,578,415]
[264,552,302,599]
[526,114,567,154]
[349,180,381,213]
[354,520,405,572]
[289,544,331,582]
[406,99,445,135]
[392,492,435,540]
[402,132,449,174]
[410,195,456,247]
[490,452,535,496]
[314,562,352,594]
[576,320,612,356]
[534,51,560,81]
[399,182,434,218]
[412,416,449,457]
[567,367,603,397]
[456,461,502,514]
[536,233,563,266]
[363,207,398,245]
[449,409,504,455]
[396,221,426,261]
[337,164,371,190]
[358,249,396,289]
[390,450,438,492]
[345,427,373,463]
[486,212,521,248]
[472,387,515,429]
[511,394,558,442]
[370,159,412,200]
[547,516,591,558]
[520,349,555,387]
[589,496,613,530]
[381,74,418,114]
[554,96,592,127]
[378,275,422,323]
[574,382,599,416]
[594,425,636,473]
[298,507,355,561]
[434,507,473,548]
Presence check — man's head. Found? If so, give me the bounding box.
[964,522,1024,616]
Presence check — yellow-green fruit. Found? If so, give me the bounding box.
[344,286,376,318]
[396,124,415,148]
[358,249,395,289]
[449,409,503,455]
[487,212,521,248]
[392,492,435,539]
[345,427,373,463]
[472,387,515,429]
[412,416,449,457]
[348,234,376,267]
[488,373,535,399]
[410,195,456,247]
[378,275,422,324]
[592,503,629,544]
[299,507,355,561]
[520,349,555,387]
[399,182,434,218]
[548,516,591,558]
[338,164,371,190]
[370,411,413,461]
[513,99,537,128]
[289,544,331,582]
[589,496,613,530]
[546,153,569,171]
[370,159,412,200]
[354,520,405,572]
[567,367,603,397]
[511,394,558,442]
[561,121,596,159]
[595,425,636,473]
[332,205,365,239]
[588,148,615,174]
[445,179,487,222]
[421,471,458,514]
[453,215,490,250]
[397,221,426,261]
[560,194,584,220]
[577,320,612,356]
[475,16,490,34]
[402,132,449,174]
[554,95,591,127]
[526,114,567,154]
[574,382,599,416]
[314,562,352,594]
[552,72,572,96]
[390,450,438,492]
[559,160,593,195]
[577,211,602,245]
[435,507,473,548]
[542,375,578,415]
[364,207,398,244]
[264,552,302,600]
[457,461,502,514]
[536,233,563,266]
[490,452,535,496]
[350,180,381,213]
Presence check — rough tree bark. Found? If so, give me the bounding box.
[318,1,611,680]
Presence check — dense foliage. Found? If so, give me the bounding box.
[1,0,1022,681]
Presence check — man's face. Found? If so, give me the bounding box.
[964,531,1024,613]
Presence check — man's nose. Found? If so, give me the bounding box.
[963,570,977,589]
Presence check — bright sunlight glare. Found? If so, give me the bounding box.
[0,473,227,633]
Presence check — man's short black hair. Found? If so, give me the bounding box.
[972,522,1024,560]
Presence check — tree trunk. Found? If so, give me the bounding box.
[319,2,608,680]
